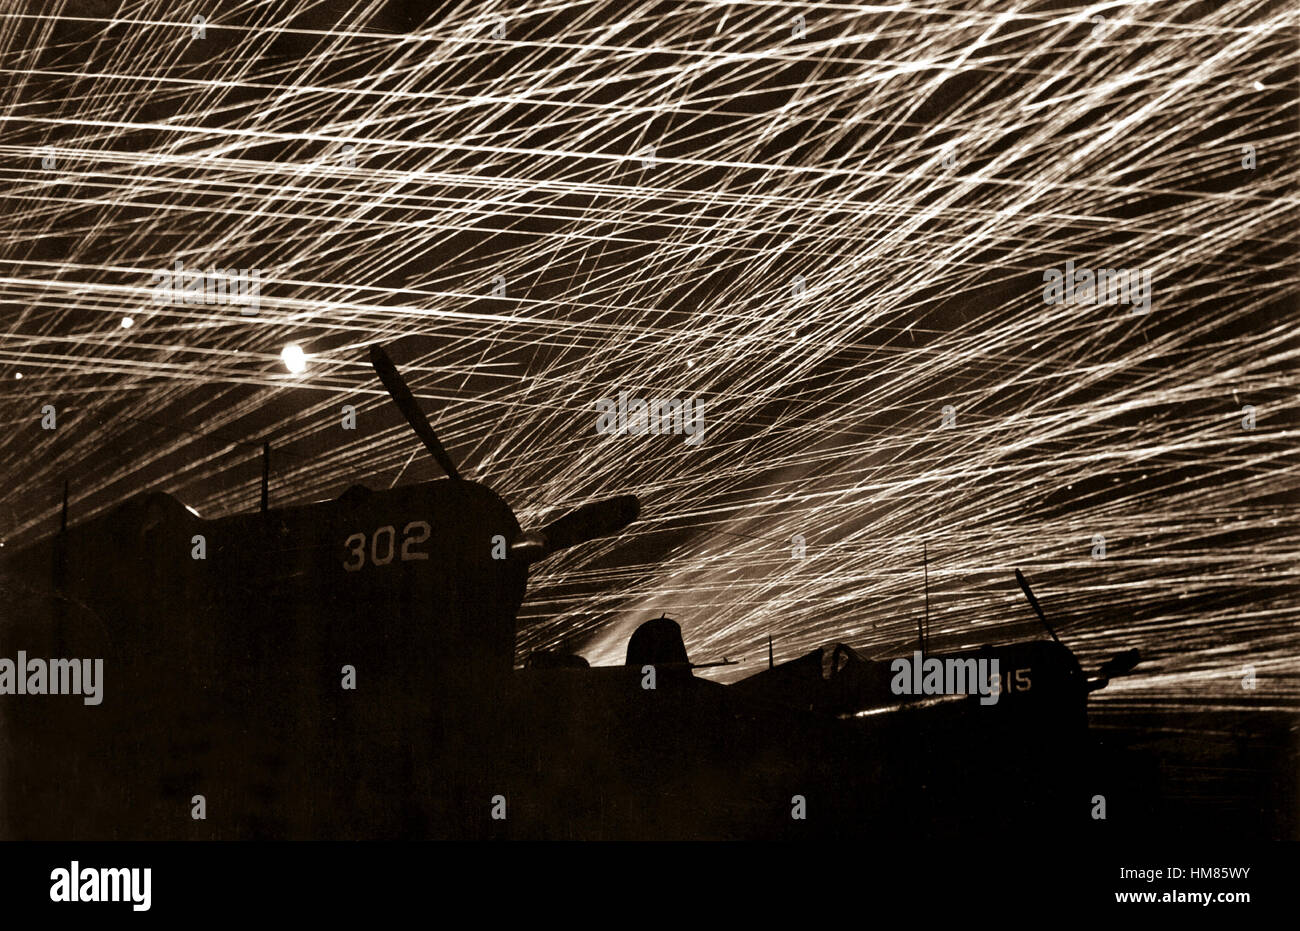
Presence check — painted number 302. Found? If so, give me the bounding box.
[342,521,431,571]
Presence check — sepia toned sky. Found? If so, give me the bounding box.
[0,0,1295,706]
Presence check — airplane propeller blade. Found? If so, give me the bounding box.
[369,344,461,480]
[1013,568,1062,645]
[1088,647,1141,692]
[1098,647,1141,679]
[1016,569,1140,692]
[509,495,640,563]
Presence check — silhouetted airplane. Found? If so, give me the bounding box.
[0,345,1137,840]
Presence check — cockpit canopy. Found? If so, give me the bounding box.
[625,615,691,667]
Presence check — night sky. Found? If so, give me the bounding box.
[0,0,1295,716]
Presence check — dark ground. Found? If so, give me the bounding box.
[1,577,1295,839]
[1086,703,1297,841]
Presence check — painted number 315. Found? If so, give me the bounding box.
[342,521,432,571]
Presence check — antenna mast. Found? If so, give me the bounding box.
[260,442,270,513]
[921,543,931,654]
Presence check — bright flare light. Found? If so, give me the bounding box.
[281,343,307,374]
